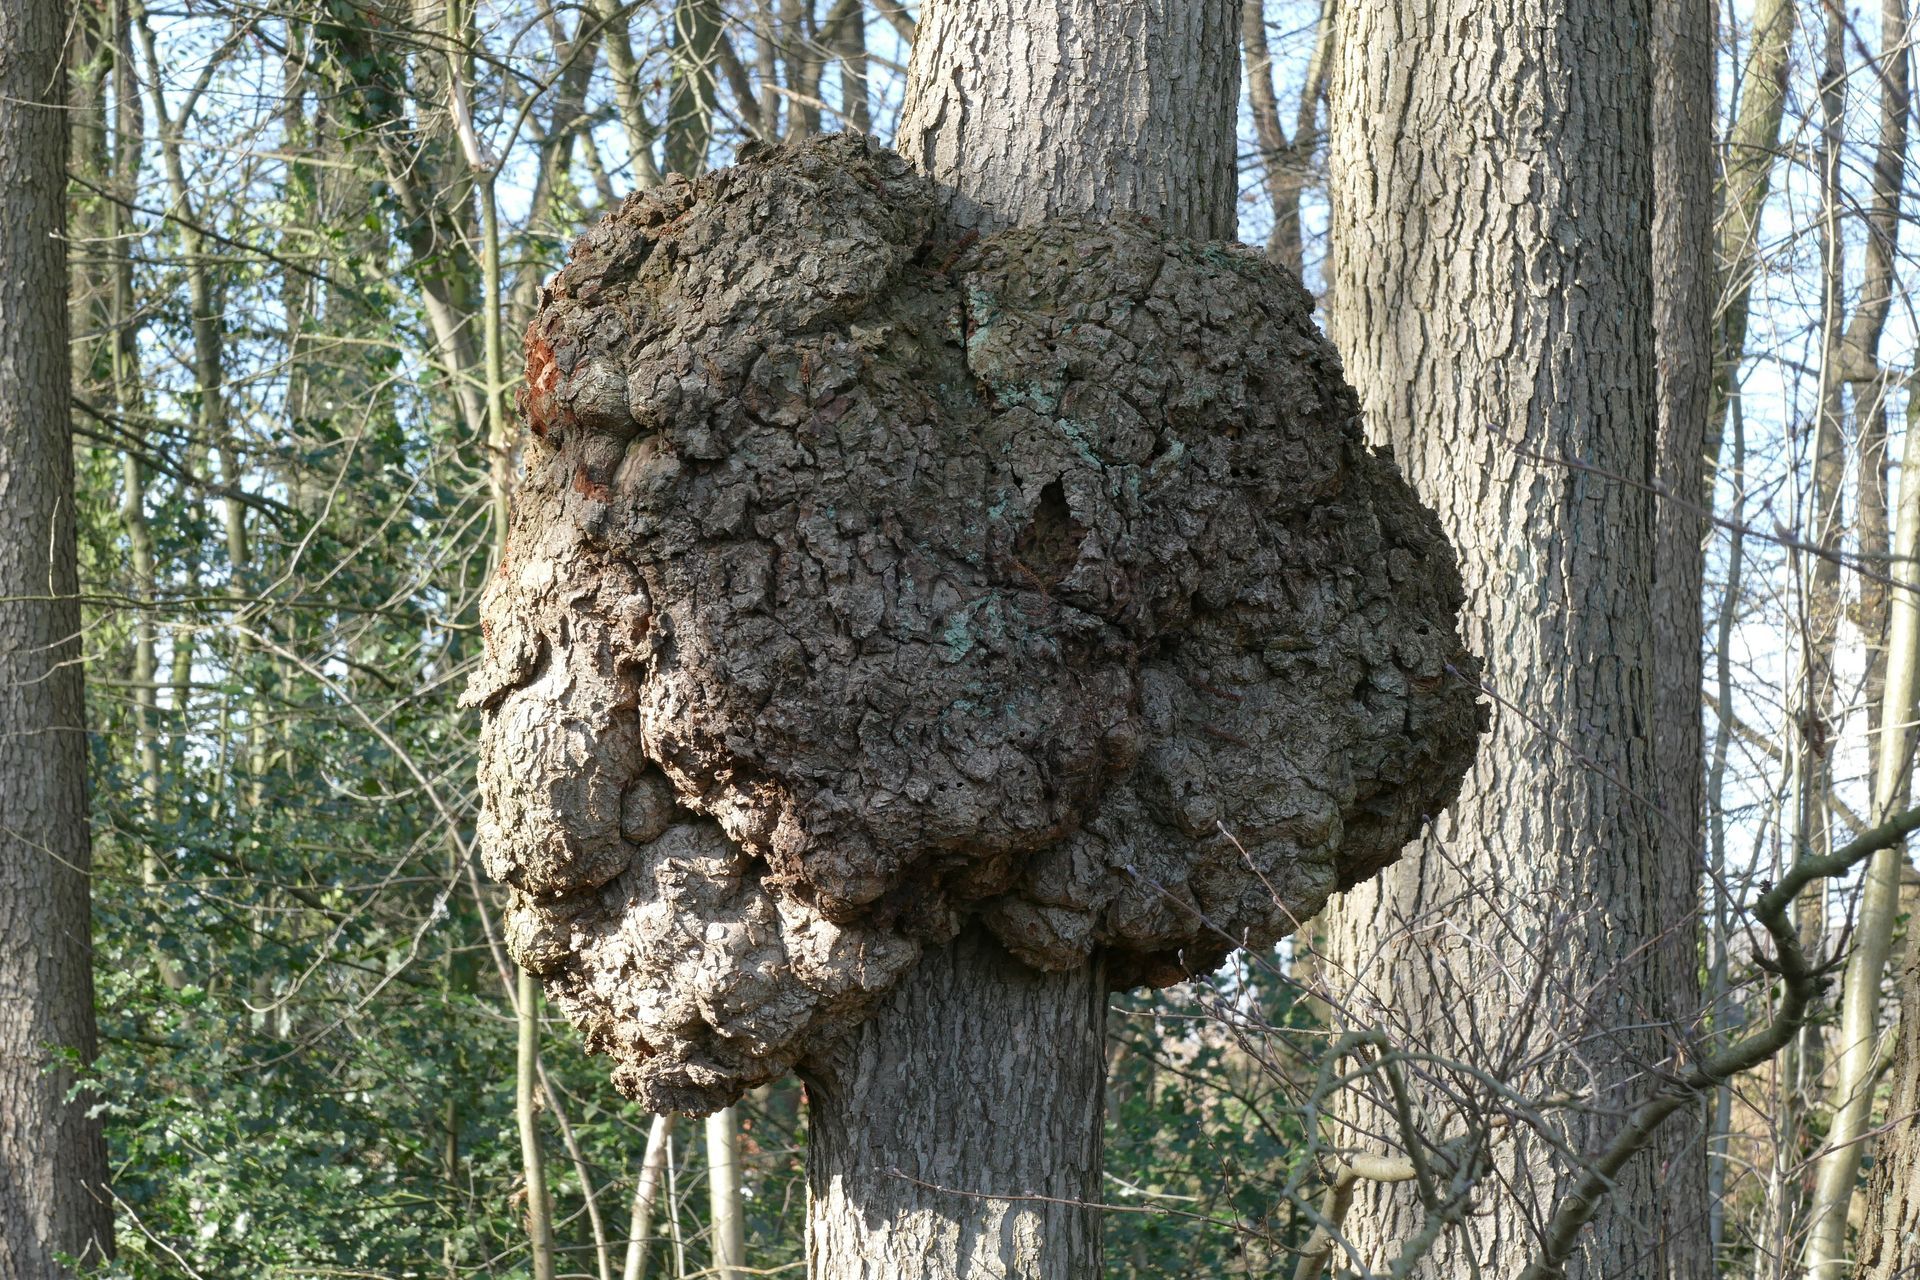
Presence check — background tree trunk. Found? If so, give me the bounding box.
[1706,0,1793,456]
[0,0,115,1265]
[621,1114,673,1280]
[664,0,721,177]
[801,9,1240,1275]
[1852,944,1920,1280]
[1649,0,1714,1273]
[705,1107,744,1280]
[1323,0,1684,1275]
[1807,4,1914,1270]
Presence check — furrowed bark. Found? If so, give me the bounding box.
[802,928,1107,1280]
[1518,805,1920,1280]
[895,0,1239,241]
[0,0,115,1261]
[1650,0,1715,1272]
[1324,0,1686,1274]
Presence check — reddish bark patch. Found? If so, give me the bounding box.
[572,464,611,504]
[523,335,562,441]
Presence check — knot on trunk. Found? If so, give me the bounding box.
[468,133,1484,1114]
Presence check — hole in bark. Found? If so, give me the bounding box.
[1014,480,1082,587]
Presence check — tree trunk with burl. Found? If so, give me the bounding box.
[467,5,1484,1278]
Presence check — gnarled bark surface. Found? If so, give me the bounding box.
[468,133,1484,1116]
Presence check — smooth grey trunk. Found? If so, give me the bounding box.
[705,1108,743,1280]
[802,929,1107,1280]
[309,1,490,442]
[795,8,1240,1277]
[1780,20,1853,1236]
[1649,0,1714,1274]
[0,0,114,1265]
[1323,1,1682,1275]
[778,0,822,138]
[1811,386,1920,1279]
[516,971,557,1280]
[1242,1,1329,275]
[835,0,869,132]
[622,1115,674,1280]
[595,0,664,188]
[1702,4,1793,1258]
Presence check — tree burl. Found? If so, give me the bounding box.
[466,134,1483,1115]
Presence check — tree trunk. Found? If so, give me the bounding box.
[1807,4,1914,1272]
[1781,22,1853,1255]
[1853,944,1920,1280]
[802,928,1108,1280]
[0,0,114,1265]
[705,1107,744,1280]
[622,1115,674,1280]
[1649,0,1714,1274]
[1820,385,1920,1280]
[1242,0,1331,276]
[895,0,1239,240]
[664,0,721,177]
[798,10,1239,1276]
[779,0,821,139]
[1706,0,1794,462]
[1323,1,1683,1275]
[1702,2,1793,1257]
[836,0,869,133]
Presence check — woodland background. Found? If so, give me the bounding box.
[47,0,1920,1275]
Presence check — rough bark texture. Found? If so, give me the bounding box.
[1324,2,1683,1276]
[894,0,1240,241]
[1854,946,1920,1280]
[823,9,1258,1274]
[0,0,115,1266]
[1649,0,1715,1273]
[468,133,1483,1117]
[801,926,1107,1280]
